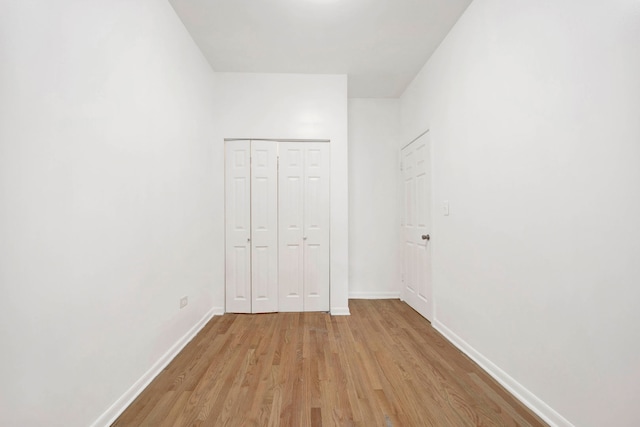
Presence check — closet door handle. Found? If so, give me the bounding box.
[247,238,251,243]
[303,237,308,241]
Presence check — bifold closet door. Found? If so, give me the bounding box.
[250,141,278,313]
[225,140,278,314]
[225,140,251,313]
[279,142,330,312]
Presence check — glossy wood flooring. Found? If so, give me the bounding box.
[113,300,546,426]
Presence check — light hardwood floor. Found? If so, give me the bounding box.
[113,299,547,426]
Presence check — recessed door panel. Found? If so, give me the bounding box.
[304,244,321,297]
[281,243,303,300]
[233,178,248,230]
[253,177,269,230]
[253,246,268,300]
[231,246,249,299]
[286,177,302,229]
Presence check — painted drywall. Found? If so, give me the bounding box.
[400,0,640,426]
[0,1,219,426]
[213,72,350,314]
[348,99,401,298]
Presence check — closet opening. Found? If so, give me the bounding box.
[224,139,331,314]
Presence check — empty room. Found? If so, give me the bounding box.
[1,0,638,426]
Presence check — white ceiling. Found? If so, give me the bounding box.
[168,0,472,98]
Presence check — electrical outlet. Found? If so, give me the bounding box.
[180,296,188,309]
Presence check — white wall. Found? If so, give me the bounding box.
[0,1,219,426]
[400,0,640,426]
[213,73,350,314]
[348,99,401,298]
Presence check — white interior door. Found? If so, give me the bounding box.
[279,142,330,312]
[225,140,251,313]
[401,132,433,321]
[250,141,279,313]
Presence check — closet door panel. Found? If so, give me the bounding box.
[251,140,279,313]
[303,143,330,312]
[278,143,305,312]
[225,140,251,313]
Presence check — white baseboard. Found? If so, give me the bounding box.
[348,291,401,299]
[91,307,219,427]
[433,320,574,427]
[330,306,351,316]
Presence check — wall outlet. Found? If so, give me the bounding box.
[180,296,188,309]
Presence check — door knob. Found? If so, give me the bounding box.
[421,234,430,241]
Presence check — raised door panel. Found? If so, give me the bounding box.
[225,140,251,313]
[251,140,279,313]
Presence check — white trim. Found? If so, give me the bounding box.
[348,291,400,299]
[90,308,219,427]
[224,138,330,143]
[211,306,225,316]
[401,128,430,150]
[433,320,574,427]
[330,307,351,316]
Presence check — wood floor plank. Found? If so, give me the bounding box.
[113,300,547,427]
